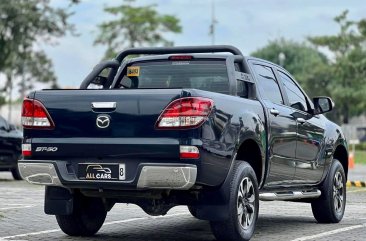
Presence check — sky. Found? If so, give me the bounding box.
[44,0,366,88]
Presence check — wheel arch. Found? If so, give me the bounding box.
[333,144,348,179]
[235,138,265,187]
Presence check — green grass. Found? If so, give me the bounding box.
[354,150,366,164]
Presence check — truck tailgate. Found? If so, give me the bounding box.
[27,89,187,159]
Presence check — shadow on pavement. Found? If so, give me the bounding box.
[50,215,316,241]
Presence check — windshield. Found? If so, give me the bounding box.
[118,60,230,94]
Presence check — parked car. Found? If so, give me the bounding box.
[18,45,348,241]
[0,115,22,180]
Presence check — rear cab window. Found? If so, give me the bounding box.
[117,59,230,95]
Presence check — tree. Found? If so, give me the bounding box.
[252,11,366,125]
[308,10,366,124]
[251,39,331,98]
[0,0,78,106]
[95,0,182,59]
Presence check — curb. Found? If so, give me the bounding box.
[347,181,366,187]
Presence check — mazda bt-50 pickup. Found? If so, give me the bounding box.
[18,45,348,241]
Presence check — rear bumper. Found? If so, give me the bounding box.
[136,165,196,189]
[18,160,197,190]
[18,162,62,186]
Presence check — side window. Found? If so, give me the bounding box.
[278,71,308,112]
[252,64,283,105]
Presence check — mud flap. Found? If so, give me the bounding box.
[193,160,236,221]
[44,186,73,215]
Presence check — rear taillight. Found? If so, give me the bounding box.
[156,97,213,129]
[22,98,55,129]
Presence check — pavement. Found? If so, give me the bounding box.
[348,164,366,181]
[0,171,365,241]
[1,81,364,240]
[347,164,366,187]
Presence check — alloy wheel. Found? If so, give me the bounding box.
[333,171,344,213]
[237,177,255,229]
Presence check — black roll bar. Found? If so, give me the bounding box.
[80,60,120,89]
[80,45,244,89]
[115,45,243,63]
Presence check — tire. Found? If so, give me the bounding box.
[11,166,22,180]
[56,196,107,236]
[187,205,198,218]
[210,161,259,241]
[311,159,346,223]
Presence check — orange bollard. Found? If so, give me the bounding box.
[348,152,355,169]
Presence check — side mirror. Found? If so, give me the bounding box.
[313,96,334,115]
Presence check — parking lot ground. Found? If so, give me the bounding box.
[348,164,366,182]
[0,172,365,241]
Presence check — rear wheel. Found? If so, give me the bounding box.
[311,159,346,223]
[56,196,107,236]
[210,161,259,241]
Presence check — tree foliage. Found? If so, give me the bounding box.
[308,10,366,124]
[95,0,182,59]
[251,39,330,97]
[0,0,78,104]
[252,11,366,124]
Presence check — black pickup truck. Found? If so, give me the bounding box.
[19,46,348,241]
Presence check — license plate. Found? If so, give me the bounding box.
[78,163,126,181]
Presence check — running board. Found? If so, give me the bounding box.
[259,190,321,201]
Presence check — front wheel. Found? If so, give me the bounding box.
[311,159,346,223]
[210,161,259,241]
[56,196,107,236]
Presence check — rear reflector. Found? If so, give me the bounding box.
[180,145,199,159]
[22,99,54,129]
[156,97,213,129]
[22,144,32,157]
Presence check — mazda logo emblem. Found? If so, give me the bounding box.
[96,115,110,128]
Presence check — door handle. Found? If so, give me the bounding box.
[270,109,280,116]
[297,118,306,124]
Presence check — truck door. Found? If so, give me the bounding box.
[250,62,296,186]
[276,70,325,183]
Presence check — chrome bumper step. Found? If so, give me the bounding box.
[18,162,63,186]
[259,190,321,201]
[137,166,197,190]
